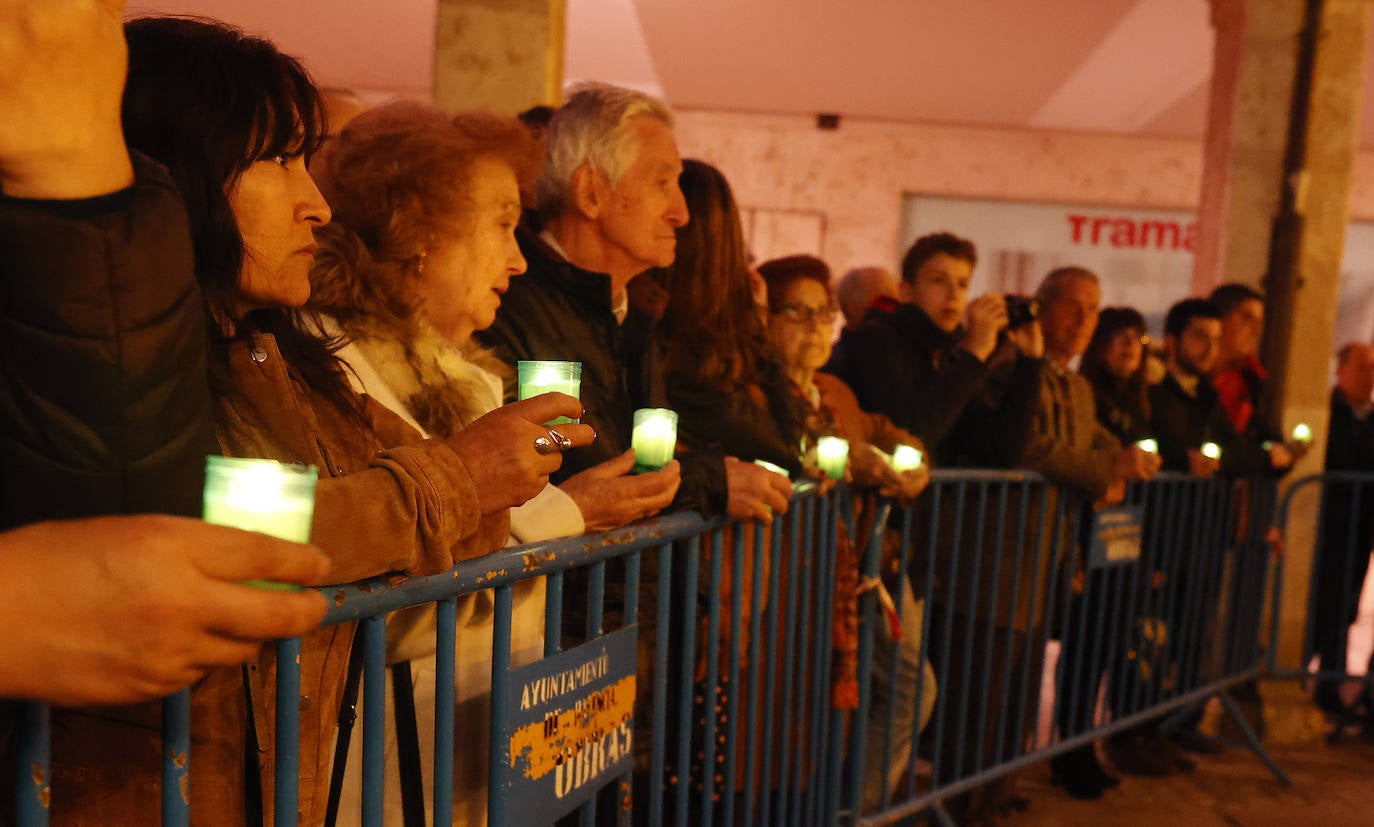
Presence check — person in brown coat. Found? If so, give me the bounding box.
[1022,268,1158,802]
[0,0,332,714]
[36,17,594,827]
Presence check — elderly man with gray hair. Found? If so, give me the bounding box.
[480,79,793,825]
[1022,266,1160,801]
[480,82,791,525]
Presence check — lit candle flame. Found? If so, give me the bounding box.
[891,444,924,472]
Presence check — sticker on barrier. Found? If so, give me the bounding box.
[498,625,638,824]
[1088,504,1143,568]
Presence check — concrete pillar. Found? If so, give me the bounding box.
[1194,0,1370,742]
[432,0,565,114]
[1192,0,1301,294]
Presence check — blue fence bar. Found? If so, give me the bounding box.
[276,635,302,827]
[433,596,457,825]
[1272,472,1374,739]
[161,688,191,827]
[16,701,49,827]
[16,472,1304,826]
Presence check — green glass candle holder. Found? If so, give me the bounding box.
[631,408,678,473]
[816,436,849,480]
[203,456,318,590]
[517,360,582,425]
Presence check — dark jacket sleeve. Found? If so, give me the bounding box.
[982,350,1042,468]
[0,153,216,527]
[1324,394,1374,472]
[1216,404,1270,476]
[672,448,729,519]
[840,321,990,447]
[1149,383,1193,472]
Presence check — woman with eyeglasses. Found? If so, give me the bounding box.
[755,253,936,812]
[1074,307,1193,786]
[1080,307,1155,445]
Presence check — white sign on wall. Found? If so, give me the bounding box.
[899,194,1374,351]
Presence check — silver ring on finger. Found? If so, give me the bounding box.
[533,435,558,455]
[547,428,573,452]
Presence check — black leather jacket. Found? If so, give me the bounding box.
[478,228,727,517]
[829,302,1040,468]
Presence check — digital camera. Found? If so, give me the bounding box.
[1005,295,1039,329]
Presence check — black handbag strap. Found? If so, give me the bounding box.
[242,665,265,827]
[390,662,427,827]
[323,625,366,827]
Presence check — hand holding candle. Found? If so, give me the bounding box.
[448,395,596,515]
[1283,422,1314,463]
[631,408,678,473]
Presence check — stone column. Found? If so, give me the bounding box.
[1195,0,1371,742]
[432,0,565,114]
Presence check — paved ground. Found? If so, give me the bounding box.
[1008,733,1374,827]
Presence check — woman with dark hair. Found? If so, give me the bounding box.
[1080,307,1153,443]
[100,17,591,826]
[634,158,802,475]
[1075,306,1189,783]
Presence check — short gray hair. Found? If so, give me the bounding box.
[1036,266,1099,305]
[535,82,675,217]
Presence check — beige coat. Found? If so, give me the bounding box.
[315,313,584,827]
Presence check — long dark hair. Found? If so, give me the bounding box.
[651,159,771,388]
[122,16,360,422]
[1080,306,1151,434]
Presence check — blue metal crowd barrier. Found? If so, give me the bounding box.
[1271,472,1374,738]
[848,470,1285,826]
[12,472,1292,826]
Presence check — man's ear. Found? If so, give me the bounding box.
[897,280,914,303]
[569,164,602,221]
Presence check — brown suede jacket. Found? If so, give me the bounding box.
[48,329,507,827]
[217,330,509,826]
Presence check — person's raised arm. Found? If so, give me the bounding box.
[0,0,133,199]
